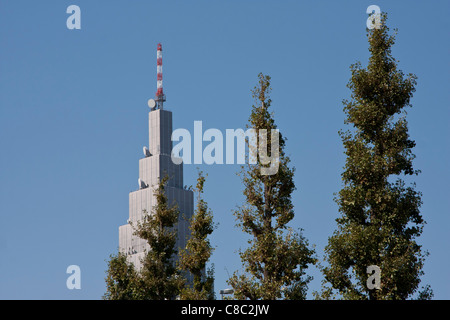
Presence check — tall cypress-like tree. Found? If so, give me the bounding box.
[228,73,316,300]
[104,175,184,300]
[133,175,185,299]
[103,252,140,300]
[178,171,215,300]
[322,13,431,300]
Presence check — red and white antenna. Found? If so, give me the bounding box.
[155,43,166,109]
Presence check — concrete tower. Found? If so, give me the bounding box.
[118,44,193,270]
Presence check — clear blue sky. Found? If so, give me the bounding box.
[0,1,448,299]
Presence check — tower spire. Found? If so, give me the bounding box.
[155,43,166,109]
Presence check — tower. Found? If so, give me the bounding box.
[118,44,193,270]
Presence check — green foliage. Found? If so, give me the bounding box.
[227,73,316,300]
[179,171,216,300]
[103,252,140,300]
[321,13,431,300]
[132,175,184,300]
[103,175,184,300]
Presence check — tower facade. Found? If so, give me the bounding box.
[118,44,193,270]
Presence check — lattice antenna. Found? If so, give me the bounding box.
[155,43,166,109]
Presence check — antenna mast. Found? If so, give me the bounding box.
[155,43,166,109]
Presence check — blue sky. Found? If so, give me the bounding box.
[0,1,448,299]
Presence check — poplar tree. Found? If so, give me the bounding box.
[103,176,194,299]
[227,73,316,300]
[321,13,431,300]
[132,175,185,300]
[103,252,140,300]
[178,171,215,300]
